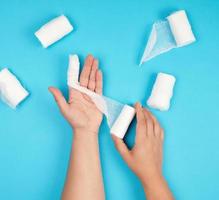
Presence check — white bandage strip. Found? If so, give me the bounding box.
[67,54,80,85]
[0,68,29,108]
[35,15,73,48]
[147,73,176,111]
[67,54,135,138]
[167,10,196,47]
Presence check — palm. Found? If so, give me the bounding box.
[66,89,102,132]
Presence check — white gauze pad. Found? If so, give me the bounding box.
[35,15,73,48]
[67,54,135,138]
[147,73,176,111]
[0,68,29,108]
[140,10,196,64]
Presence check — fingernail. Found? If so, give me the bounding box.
[136,102,141,108]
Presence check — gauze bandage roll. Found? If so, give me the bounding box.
[35,15,73,48]
[167,10,196,47]
[147,73,176,111]
[67,54,135,138]
[140,10,196,64]
[0,68,29,108]
[110,105,135,138]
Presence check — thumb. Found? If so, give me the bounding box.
[49,87,68,114]
[112,135,132,164]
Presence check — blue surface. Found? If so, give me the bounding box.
[0,0,219,199]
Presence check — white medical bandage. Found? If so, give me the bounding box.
[35,15,73,48]
[147,73,176,111]
[0,68,29,108]
[110,105,136,138]
[140,10,196,64]
[68,54,80,85]
[67,54,135,138]
[167,10,196,47]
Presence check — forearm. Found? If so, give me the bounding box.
[62,130,105,200]
[142,175,174,200]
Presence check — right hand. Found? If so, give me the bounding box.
[112,103,164,186]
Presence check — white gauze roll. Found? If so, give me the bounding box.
[167,10,196,47]
[110,105,135,138]
[35,15,73,48]
[67,54,135,138]
[147,73,176,111]
[0,68,29,108]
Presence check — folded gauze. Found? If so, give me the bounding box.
[147,73,176,111]
[35,15,73,48]
[140,10,196,64]
[0,68,29,108]
[67,54,135,138]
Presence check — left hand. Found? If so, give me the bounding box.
[49,55,103,134]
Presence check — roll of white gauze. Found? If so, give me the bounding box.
[67,54,80,86]
[35,15,73,48]
[167,10,196,47]
[110,105,136,138]
[147,73,176,111]
[0,68,29,108]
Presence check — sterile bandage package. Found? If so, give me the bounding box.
[0,68,29,108]
[140,10,196,65]
[35,15,73,48]
[67,54,135,138]
[147,73,176,111]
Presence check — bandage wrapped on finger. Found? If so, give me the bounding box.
[147,73,176,111]
[0,68,29,108]
[67,54,135,138]
[35,15,73,48]
[140,10,196,64]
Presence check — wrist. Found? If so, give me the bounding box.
[73,128,99,140]
[141,173,165,190]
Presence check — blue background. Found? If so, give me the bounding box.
[0,0,219,199]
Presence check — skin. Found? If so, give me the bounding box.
[49,54,174,200]
[49,55,105,200]
[112,103,174,200]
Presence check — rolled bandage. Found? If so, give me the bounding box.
[67,54,80,86]
[147,73,176,111]
[35,15,73,48]
[0,68,29,108]
[140,10,196,64]
[167,10,196,47]
[110,105,136,138]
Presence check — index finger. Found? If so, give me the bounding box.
[135,103,147,140]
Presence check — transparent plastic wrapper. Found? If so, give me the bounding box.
[140,10,196,64]
[35,15,73,48]
[0,68,29,108]
[147,73,176,111]
[67,55,135,138]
